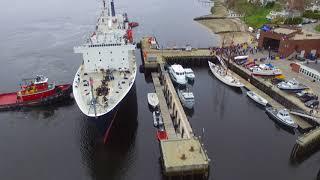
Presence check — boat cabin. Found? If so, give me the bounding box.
[18,75,55,101]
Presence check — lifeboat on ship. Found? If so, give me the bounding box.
[128,22,139,28]
[0,75,72,111]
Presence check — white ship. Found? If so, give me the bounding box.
[73,0,136,117]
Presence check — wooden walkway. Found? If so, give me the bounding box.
[141,37,212,70]
[151,71,209,179]
[151,73,177,139]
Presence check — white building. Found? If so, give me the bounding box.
[291,62,320,83]
[248,0,276,6]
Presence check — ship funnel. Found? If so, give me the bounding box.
[111,0,116,16]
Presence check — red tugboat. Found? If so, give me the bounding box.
[0,75,72,111]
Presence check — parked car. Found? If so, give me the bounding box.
[298,93,318,103]
[305,99,319,108]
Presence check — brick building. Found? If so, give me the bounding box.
[287,0,305,11]
[258,27,320,58]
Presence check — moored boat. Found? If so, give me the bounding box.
[156,130,168,141]
[246,91,268,107]
[265,107,298,129]
[178,89,195,109]
[153,110,163,127]
[208,61,244,88]
[184,68,195,82]
[251,64,282,76]
[277,79,308,92]
[168,64,187,86]
[0,75,72,111]
[147,93,159,109]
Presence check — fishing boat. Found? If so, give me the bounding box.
[251,64,282,76]
[0,75,72,111]
[208,61,244,88]
[168,64,187,86]
[277,79,308,92]
[265,107,298,128]
[246,91,268,106]
[156,130,168,141]
[147,93,159,109]
[178,89,195,109]
[184,68,195,81]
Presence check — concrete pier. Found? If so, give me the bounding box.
[290,127,320,163]
[150,69,209,179]
[140,37,213,72]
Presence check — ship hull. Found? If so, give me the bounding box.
[87,83,137,143]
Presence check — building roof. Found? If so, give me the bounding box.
[292,30,320,40]
[273,28,297,35]
[271,28,320,40]
[304,62,320,73]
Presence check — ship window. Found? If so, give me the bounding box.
[99,52,101,54]
[88,60,90,62]
[110,51,112,54]
[123,58,125,60]
[100,59,102,62]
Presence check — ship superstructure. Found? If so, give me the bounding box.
[73,0,136,117]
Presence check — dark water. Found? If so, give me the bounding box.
[0,0,319,179]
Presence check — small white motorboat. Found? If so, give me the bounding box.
[168,64,187,86]
[251,64,282,76]
[178,89,195,109]
[184,68,195,81]
[246,91,268,106]
[153,110,163,127]
[148,93,159,109]
[208,61,244,88]
[265,107,298,129]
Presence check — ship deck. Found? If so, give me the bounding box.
[0,93,18,106]
[73,53,136,117]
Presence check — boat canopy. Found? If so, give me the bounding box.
[266,63,274,68]
[171,64,185,73]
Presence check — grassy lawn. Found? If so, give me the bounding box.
[232,0,282,28]
[315,24,320,32]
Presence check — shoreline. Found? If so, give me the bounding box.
[194,0,253,46]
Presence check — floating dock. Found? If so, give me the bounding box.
[151,70,210,179]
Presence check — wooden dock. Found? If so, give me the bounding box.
[140,37,213,72]
[151,73,177,139]
[151,70,210,179]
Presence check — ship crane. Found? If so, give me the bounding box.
[88,77,102,118]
